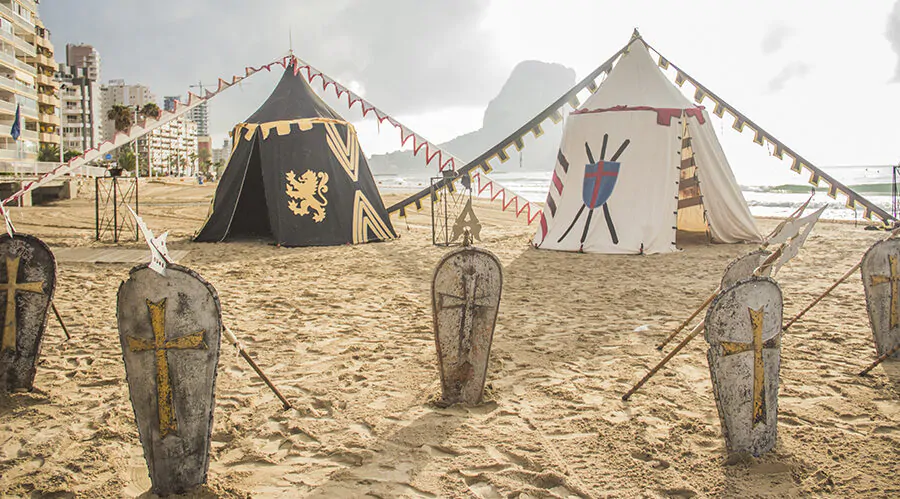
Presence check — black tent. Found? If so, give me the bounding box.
[195,64,396,246]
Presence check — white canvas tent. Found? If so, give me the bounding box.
[534,38,760,254]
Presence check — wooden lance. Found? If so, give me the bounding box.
[783,224,900,331]
[623,248,783,401]
[127,206,292,411]
[223,326,293,410]
[858,343,900,377]
[655,196,814,351]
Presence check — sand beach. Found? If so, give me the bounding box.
[0,181,898,498]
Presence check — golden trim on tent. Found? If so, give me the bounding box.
[323,121,360,182]
[352,191,394,244]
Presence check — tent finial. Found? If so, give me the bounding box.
[631,28,642,40]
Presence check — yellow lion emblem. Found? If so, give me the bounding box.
[285,170,329,223]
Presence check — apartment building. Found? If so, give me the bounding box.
[30,17,58,156]
[137,116,198,176]
[211,136,231,165]
[65,43,99,81]
[0,0,44,161]
[58,43,101,154]
[187,101,207,136]
[99,79,155,141]
[57,65,99,153]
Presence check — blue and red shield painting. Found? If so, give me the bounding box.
[582,160,620,209]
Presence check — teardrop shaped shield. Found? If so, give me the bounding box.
[117,263,222,496]
[432,246,502,405]
[705,276,782,457]
[721,249,771,289]
[0,234,56,392]
[861,238,900,358]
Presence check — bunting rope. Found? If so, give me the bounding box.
[1,55,297,208]
[647,44,893,224]
[292,57,457,172]
[382,41,631,219]
[290,56,545,224]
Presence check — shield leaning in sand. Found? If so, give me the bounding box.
[861,238,900,359]
[432,246,502,405]
[0,233,56,392]
[117,263,222,496]
[705,276,782,457]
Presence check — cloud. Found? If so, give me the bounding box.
[761,23,793,55]
[39,1,508,138]
[889,0,900,82]
[766,62,810,93]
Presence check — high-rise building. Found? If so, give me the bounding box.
[0,1,44,162]
[163,95,179,112]
[64,43,100,82]
[187,101,208,136]
[137,116,199,176]
[57,64,100,153]
[31,18,60,157]
[211,137,231,166]
[99,79,156,141]
[57,42,101,155]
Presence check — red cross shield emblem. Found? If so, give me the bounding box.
[582,161,620,209]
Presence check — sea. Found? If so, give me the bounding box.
[375,165,898,222]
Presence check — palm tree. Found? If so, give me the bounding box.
[139,103,161,120]
[37,144,59,162]
[107,104,134,133]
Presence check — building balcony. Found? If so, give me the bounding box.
[34,34,50,49]
[35,72,53,86]
[0,2,35,32]
[0,98,14,114]
[36,92,57,107]
[0,126,37,141]
[38,132,58,143]
[38,112,58,125]
[25,52,52,69]
[0,75,37,98]
[0,29,34,59]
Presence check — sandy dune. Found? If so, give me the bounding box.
[0,181,898,498]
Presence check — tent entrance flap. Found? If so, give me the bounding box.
[227,137,272,240]
[676,118,709,234]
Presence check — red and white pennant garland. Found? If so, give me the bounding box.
[291,56,544,225]
[1,55,298,208]
[470,170,542,224]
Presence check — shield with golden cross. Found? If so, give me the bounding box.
[720,249,772,289]
[0,234,56,392]
[705,276,783,457]
[117,263,222,496]
[432,246,502,406]
[861,238,900,359]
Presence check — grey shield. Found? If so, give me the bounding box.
[432,246,502,405]
[861,238,900,358]
[0,234,56,392]
[117,263,222,496]
[721,249,771,289]
[705,276,782,457]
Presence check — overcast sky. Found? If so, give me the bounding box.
[41,1,900,186]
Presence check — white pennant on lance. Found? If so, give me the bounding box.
[771,206,826,276]
[764,192,815,246]
[126,206,171,276]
